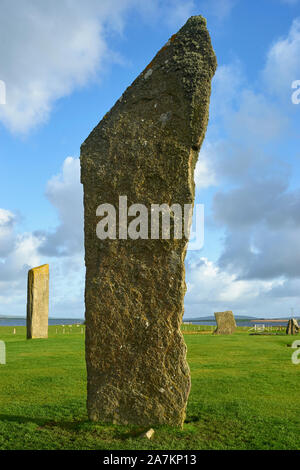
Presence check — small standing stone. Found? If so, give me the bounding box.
[26,264,49,339]
[286,318,300,335]
[214,311,236,335]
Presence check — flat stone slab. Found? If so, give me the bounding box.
[26,264,49,339]
[214,311,236,335]
[81,15,217,426]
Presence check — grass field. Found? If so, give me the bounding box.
[0,325,299,450]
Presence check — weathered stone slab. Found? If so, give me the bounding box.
[81,16,217,426]
[214,311,236,335]
[286,318,299,335]
[26,264,49,339]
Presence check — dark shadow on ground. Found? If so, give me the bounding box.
[0,414,88,430]
[0,414,150,440]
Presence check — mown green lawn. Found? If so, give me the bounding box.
[0,325,299,450]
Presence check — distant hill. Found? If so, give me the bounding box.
[183,315,299,322]
[0,315,84,321]
[183,315,258,322]
[0,315,25,319]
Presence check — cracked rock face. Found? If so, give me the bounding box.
[214,311,237,335]
[81,16,217,427]
[26,264,49,339]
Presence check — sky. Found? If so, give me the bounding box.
[0,0,300,319]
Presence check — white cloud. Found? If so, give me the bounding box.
[36,157,83,256]
[3,234,41,281]
[226,89,289,143]
[0,229,85,318]
[0,213,42,316]
[207,58,300,280]
[195,143,217,189]
[0,156,84,317]
[0,207,41,281]
[0,0,215,135]
[184,256,282,317]
[190,18,300,316]
[185,255,300,318]
[0,0,144,134]
[263,18,300,99]
[186,257,270,305]
[48,253,85,319]
[0,209,16,258]
[210,62,245,118]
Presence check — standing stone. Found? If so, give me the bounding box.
[214,311,236,335]
[286,318,300,335]
[26,264,49,339]
[81,16,217,426]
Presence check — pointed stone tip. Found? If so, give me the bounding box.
[166,13,217,81]
[170,14,216,69]
[178,14,208,33]
[29,264,49,273]
[185,15,207,25]
[81,12,216,150]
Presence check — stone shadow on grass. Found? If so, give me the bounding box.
[0,414,155,440]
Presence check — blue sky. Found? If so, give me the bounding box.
[0,0,300,318]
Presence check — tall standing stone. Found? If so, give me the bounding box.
[26,264,49,339]
[214,311,237,335]
[81,16,217,426]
